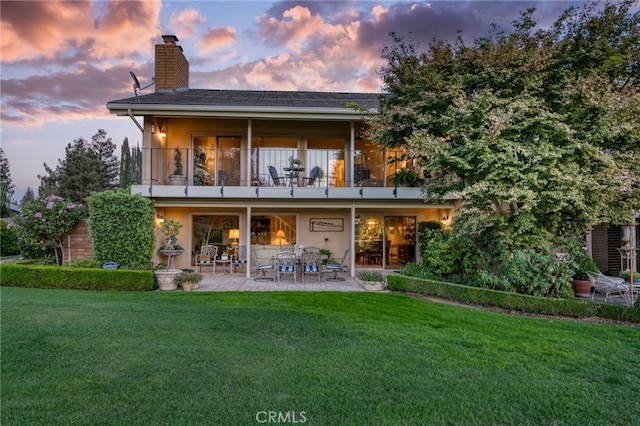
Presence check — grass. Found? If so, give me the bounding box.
[2,288,639,425]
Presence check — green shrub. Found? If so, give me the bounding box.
[387,274,639,323]
[173,271,203,286]
[0,263,154,291]
[87,190,155,270]
[357,270,384,282]
[67,258,103,268]
[1,220,20,256]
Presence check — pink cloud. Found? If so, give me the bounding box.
[1,1,161,62]
[169,8,206,38]
[196,26,237,54]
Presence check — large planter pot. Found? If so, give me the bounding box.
[362,281,386,291]
[169,175,187,186]
[154,269,180,291]
[571,279,592,297]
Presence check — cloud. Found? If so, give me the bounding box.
[168,8,206,38]
[1,1,161,62]
[0,0,160,128]
[196,26,238,54]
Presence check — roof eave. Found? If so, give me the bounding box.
[106,103,376,120]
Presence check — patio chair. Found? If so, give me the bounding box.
[196,245,218,274]
[231,245,248,274]
[301,251,322,283]
[276,251,297,282]
[268,166,283,186]
[252,248,274,281]
[325,249,349,282]
[586,271,631,305]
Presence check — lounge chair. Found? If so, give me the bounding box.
[586,271,631,305]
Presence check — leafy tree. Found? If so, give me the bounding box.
[12,195,84,264]
[0,147,15,217]
[38,129,121,204]
[370,1,639,294]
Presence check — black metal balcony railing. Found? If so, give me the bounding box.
[135,148,426,190]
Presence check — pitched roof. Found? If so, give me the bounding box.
[106,89,380,120]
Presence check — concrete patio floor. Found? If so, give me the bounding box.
[190,270,381,292]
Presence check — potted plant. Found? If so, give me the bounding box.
[158,219,184,271]
[169,148,187,185]
[569,249,599,297]
[618,269,639,283]
[319,249,331,265]
[389,168,422,187]
[173,271,203,292]
[288,156,303,169]
[357,270,386,291]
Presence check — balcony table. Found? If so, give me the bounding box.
[283,167,305,186]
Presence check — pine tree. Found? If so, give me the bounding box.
[119,137,132,188]
[91,129,119,191]
[0,147,15,217]
[38,129,123,204]
[20,187,35,206]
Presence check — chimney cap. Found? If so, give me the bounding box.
[162,35,179,44]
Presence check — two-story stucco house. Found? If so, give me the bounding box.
[106,35,455,277]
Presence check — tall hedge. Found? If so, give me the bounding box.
[87,190,154,269]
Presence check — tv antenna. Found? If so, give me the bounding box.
[130,71,155,98]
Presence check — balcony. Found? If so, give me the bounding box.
[132,147,427,200]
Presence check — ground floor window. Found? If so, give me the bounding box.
[192,215,240,258]
[250,214,296,246]
[355,214,416,268]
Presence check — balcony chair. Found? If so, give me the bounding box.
[302,166,320,186]
[196,245,218,274]
[586,271,631,305]
[231,245,247,274]
[276,251,297,282]
[301,251,322,283]
[252,248,274,281]
[268,166,284,186]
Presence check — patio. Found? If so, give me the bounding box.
[191,272,373,292]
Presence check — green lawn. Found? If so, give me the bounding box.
[2,288,639,425]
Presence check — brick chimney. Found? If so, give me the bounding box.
[155,35,189,92]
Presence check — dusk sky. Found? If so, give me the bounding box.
[1,0,587,199]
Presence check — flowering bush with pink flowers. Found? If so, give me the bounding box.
[11,195,85,264]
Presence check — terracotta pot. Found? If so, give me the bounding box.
[571,279,592,297]
[181,282,194,292]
